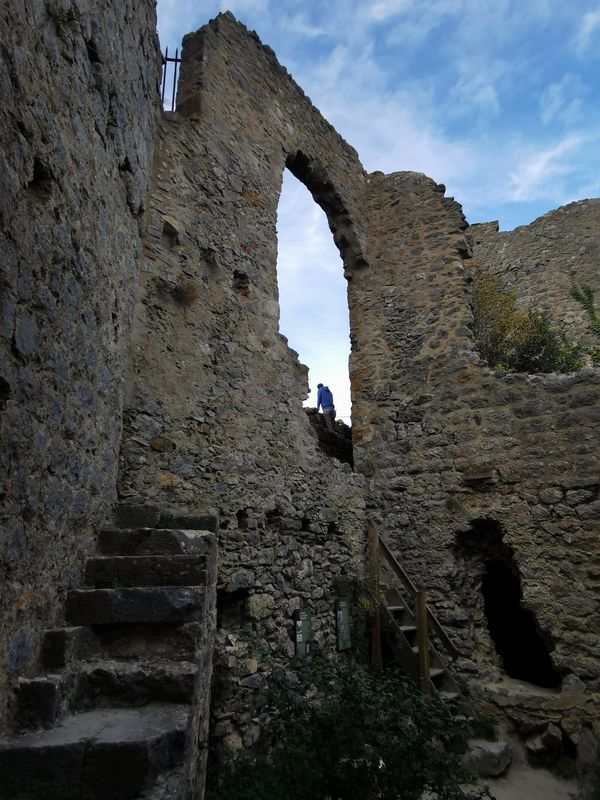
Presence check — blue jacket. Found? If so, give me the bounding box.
[317,386,334,411]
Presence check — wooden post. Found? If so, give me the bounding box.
[415,591,431,695]
[368,526,382,673]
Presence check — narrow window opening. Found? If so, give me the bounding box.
[27,158,53,201]
[0,376,10,412]
[217,589,248,628]
[276,166,353,463]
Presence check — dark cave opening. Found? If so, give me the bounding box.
[482,558,561,688]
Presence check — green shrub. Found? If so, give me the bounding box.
[470,269,584,373]
[570,284,600,365]
[207,658,491,800]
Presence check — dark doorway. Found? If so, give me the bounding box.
[482,558,561,688]
[455,519,561,689]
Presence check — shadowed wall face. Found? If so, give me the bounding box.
[0,0,160,731]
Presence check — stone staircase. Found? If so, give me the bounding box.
[0,519,218,800]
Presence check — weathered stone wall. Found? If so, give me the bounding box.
[118,13,368,749]
[0,0,160,730]
[469,200,600,347]
[351,172,600,712]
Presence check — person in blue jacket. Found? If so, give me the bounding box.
[316,383,336,433]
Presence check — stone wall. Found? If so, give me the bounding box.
[0,0,160,730]
[351,171,600,728]
[118,13,368,749]
[469,200,600,347]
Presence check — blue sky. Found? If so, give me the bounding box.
[157,1,600,421]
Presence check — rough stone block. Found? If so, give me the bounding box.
[113,504,162,528]
[462,739,511,777]
[41,627,88,669]
[98,528,216,557]
[75,660,196,706]
[15,674,64,729]
[0,706,188,800]
[85,555,207,588]
[66,587,206,625]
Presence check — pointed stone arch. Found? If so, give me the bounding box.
[285,150,368,281]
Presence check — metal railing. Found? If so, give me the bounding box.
[161,47,181,111]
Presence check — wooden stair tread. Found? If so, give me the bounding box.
[439,690,459,702]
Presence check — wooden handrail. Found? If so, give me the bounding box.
[378,535,459,660]
[416,591,431,695]
[368,527,383,672]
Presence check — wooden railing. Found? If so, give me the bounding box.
[368,527,459,693]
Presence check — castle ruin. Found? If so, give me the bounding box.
[1,4,599,798]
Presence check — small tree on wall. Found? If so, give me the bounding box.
[469,268,584,373]
[570,284,600,365]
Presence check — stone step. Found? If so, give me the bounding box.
[41,627,91,669]
[98,528,216,557]
[66,587,205,626]
[429,667,445,681]
[14,674,70,730]
[74,659,196,708]
[85,555,207,588]
[0,704,188,800]
[42,622,201,663]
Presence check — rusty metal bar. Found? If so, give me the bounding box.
[161,46,168,108]
[160,48,182,111]
[171,47,178,111]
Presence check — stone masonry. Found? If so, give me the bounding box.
[1,3,600,794]
[469,199,600,347]
[118,13,368,751]
[0,0,160,731]
[351,169,600,758]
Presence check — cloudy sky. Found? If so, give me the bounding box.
[157,1,600,421]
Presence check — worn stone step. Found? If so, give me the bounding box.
[0,704,188,800]
[41,627,92,669]
[399,624,416,635]
[66,587,205,626]
[92,621,202,661]
[98,528,216,557]
[14,674,69,730]
[429,667,445,681]
[85,555,207,588]
[74,659,196,708]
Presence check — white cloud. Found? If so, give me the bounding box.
[573,9,600,55]
[506,135,588,202]
[367,0,413,22]
[540,73,585,125]
[447,71,501,119]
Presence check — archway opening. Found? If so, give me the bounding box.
[276,164,352,455]
[482,558,561,688]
